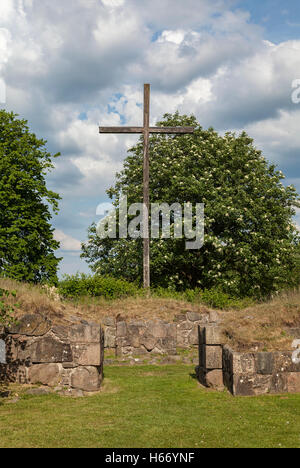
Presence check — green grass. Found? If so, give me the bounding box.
[0,365,300,448]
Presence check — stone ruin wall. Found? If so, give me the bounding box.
[196,325,300,396]
[0,314,104,396]
[102,310,220,363]
[1,311,300,397]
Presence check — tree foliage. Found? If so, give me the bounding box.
[0,110,61,284]
[82,113,300,297]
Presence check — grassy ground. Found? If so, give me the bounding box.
[0,365,300,448]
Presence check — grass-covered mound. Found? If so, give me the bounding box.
[0,277,299,351]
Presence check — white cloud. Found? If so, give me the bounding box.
[101,0,125,8]
[54,229,82,251]
[196,39,300,129]
[158,30,186,45]
[2,0,300,274]
[0,0,14,23]
[0,28,11,70]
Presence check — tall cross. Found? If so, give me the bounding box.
[99,84,194,290]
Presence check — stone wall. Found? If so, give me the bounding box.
[196,325,300,396]
[196,325,224,390]
[102,311,219,360]
[223,346,300,396]
[0,314,104,395]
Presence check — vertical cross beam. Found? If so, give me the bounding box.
[99,84,194,291]
[143,84,150,290]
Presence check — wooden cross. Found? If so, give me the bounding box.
[99,84,194,290]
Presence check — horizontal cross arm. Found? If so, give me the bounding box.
[99,126,195,134]
[99,127,144,134]
[149,127,194,134]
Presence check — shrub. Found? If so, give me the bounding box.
[152,285,254,310]
[58,274,140,300]
[198,288,253,309]
[0,288,17,327]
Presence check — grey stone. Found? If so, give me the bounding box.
[104,328,116,348]
[255,353,274,375]
[160,337,176,351]
[71,366,101,392]
[0,339,5,364]
[116,322,127,337]
[174,314,186,322]
[199,326,223,345]
[8,314,52,337]
[131,347,148,356]
[68,323,101,343]
[52,325,69,341]
[206,370,224,390]
[129,320,147,328]
[232,352,256,374]
[285,373,300,393]
[187,312,208,322]
[129,334,141,349]
[232,373,273,396]
[188,327,199,346]
[274,351,300,373]
[28,364,61,387]
[140,332,157,352]
[102,317,116,327]
[60,368,72,386]
[71,343,101,366]
[176,330,190,348]
[166,324,177,338]
[146,321,168,338]
[30,336,72,363]
[271,372,300,394]
[202,345,223,370]
[177,321,193,331]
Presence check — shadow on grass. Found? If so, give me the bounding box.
[189,372,197,380]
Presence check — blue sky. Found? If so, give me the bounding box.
[0,0,300,277]
[236,0,300,43]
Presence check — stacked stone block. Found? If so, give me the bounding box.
[102,311,219,359]
[196,325,224,390]
[196,325,300,396]
[0,314,104,394]
[223,346,300,396]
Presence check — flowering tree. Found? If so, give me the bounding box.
[82,113,300,297]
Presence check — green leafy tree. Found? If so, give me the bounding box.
[0,110,61,284]
[81,113,300,297]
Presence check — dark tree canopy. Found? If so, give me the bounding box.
[82,113,300,297]
[0,110,61,284]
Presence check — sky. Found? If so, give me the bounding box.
[1,0,300,276]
